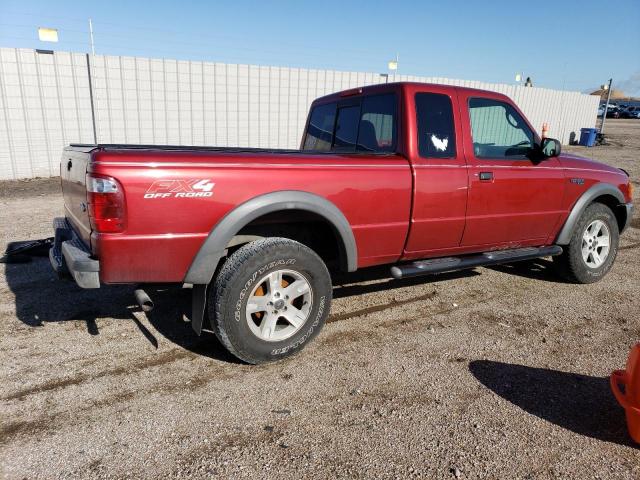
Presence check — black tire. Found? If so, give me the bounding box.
[209,237,332,364]
[553,203,619,284]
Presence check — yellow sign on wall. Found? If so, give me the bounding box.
[38,28,59,42]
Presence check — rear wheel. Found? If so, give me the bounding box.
[553,203,619,283]
[209,237,332,364]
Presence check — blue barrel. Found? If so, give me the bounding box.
[579,128,598,147]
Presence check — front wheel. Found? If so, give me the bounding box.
[209,237,332,364]
[553,203,619,283]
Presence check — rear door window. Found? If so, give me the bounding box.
[415,93,456,158]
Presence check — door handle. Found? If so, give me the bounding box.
[478,171,493,181]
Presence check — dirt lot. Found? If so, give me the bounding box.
[1,119,639,479]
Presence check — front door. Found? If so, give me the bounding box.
[459,93,565,247]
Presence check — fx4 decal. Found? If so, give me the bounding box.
[144,179,215,199]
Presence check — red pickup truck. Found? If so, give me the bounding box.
[50,82,634,364]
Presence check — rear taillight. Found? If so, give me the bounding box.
[86,174,126,233]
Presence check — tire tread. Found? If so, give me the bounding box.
[211,237,327,364]
[553,202,618,284]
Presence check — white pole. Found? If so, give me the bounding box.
[87,19,97,143]
[89,18,95,55]
[601,78,613,135]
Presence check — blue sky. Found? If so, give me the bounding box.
[1,0,639,95]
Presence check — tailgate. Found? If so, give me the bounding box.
[60,146,93,247]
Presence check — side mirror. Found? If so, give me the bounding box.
[540,137,561,158]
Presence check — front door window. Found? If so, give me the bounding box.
[468,98,535,159]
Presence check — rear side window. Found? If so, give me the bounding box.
[357,94,396,152]
[415,93,456,158]
[303,103,336,151]
[302,93,397,153]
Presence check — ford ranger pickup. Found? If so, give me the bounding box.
[50,82,634,364]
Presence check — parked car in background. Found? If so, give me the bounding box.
[599,104,623,118]
[621,106,640,119]
[606,107,622,119]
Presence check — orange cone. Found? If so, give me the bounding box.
[611,344,640,443]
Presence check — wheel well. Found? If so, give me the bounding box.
[226,209,346,272]
[592,194,626,232]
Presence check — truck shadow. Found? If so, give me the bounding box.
[486,258,567,283]
[3,256,238,362]
[469,360,636,448]
[331,265,480,299]
[4,254,568,362]
[3,257,132,329]
[5,256,480,362]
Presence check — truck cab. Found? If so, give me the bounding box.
[302,83,631,259]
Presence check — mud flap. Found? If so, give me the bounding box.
[191,284,208,335]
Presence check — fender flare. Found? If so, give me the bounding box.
[555,183,625,245]
[184,190,358,286]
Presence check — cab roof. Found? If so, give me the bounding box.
[312,81,511,105]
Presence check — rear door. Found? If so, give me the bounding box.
[402,85,468,258]
[458,92,565,247]
[60,146,92,246]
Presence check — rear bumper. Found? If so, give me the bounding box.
[50,217,100,289]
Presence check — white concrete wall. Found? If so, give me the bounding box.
[0,47,600,180]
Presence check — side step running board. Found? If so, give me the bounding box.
[390,246,563,280]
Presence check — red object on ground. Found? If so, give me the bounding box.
[46,81,636,361]
[611,344,640,443]
[55,83,634,285]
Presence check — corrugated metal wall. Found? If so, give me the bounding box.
[0,47,600,180]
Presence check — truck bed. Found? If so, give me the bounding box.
[67,144,397,156]
[68,143,304,154]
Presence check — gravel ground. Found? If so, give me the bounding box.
[1,119,639,479]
